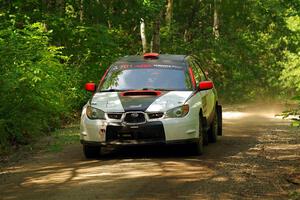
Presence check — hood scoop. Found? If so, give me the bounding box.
[121,90,161,97]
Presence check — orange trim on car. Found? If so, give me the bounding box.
[188,67,196,88]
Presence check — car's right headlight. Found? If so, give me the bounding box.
[165,105,189,118]
[86,105,105,120]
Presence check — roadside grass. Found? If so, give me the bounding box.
[0,124,80,164]
[286,128,300,200]
[45,125,80,153]
[289,191,300,200]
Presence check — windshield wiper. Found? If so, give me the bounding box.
[99,89,125,92]
[141,88,173,91]
[100,88,174,92]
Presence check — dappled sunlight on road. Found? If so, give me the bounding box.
[0,105,299,200]
[223,103,288,121]
[223,111,250,119]
[4,158,217,188]
[0,156,220,199]
[223,111,280,120]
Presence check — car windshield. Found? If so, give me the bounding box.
[99,65,193,91]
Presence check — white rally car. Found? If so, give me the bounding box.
[80,53,222,158]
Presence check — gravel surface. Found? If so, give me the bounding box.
[1,105,299,200]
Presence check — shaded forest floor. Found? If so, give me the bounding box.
[0,104,300,200]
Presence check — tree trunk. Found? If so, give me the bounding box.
[140,18,148,53]
[213,0,220,39]
[184,0,201,42]
[151,14,161,53]
[56,0,65,16]
[165,0,173,31]
[46,0,56,10]
[79,0,84,22]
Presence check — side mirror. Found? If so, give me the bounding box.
[198,81,214,91]
[85,83,96,92]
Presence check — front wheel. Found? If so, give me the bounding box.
[208,109,218,143]
[83,145,101,159]
[191,116,204,155]
[217,105,222,136]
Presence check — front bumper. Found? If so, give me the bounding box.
[80,138,198,146]
[80,111,198,145]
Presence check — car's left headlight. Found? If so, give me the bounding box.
[165,105,189,118]
[86,105,105,119]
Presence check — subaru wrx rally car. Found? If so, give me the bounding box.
[80,53,222,158]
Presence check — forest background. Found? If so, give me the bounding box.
[0,0,299,151]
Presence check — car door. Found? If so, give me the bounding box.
[194,60,216,122]
[188,58,210,119]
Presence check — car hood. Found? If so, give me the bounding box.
[89,91,193,113]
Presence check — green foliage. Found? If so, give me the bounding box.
[279,10,300,95]
[278,96,300,127]
[46,125,79,153]
[0,0,300,149]
[0,19,73,149]
[280,51,300,92]
[289,191,300,200]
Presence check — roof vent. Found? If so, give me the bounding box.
[143,53,159,59]
[121,90,161,96]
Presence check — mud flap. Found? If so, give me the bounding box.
[217,105,222,136]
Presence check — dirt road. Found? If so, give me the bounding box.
[1,105,300,200]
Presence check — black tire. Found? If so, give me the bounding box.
[202,115,209,146]
[191,115,204,155]
[208,110,218,143]
[83,145,101,159]
[217,105,222,136]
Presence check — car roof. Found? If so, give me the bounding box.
[113,54,188,67]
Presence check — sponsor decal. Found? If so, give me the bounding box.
[152,64,183,70]
[129,104,142,108]
[134,64,152,68]
[130,113,139,118]
[111,64,184,71]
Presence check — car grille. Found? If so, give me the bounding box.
[123,112,146,124]
[107,113,123,120]
[106,121,165,142]
[147,112,164,119]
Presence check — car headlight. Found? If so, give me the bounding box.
[165,105,189,118]
[86,105,105,119]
